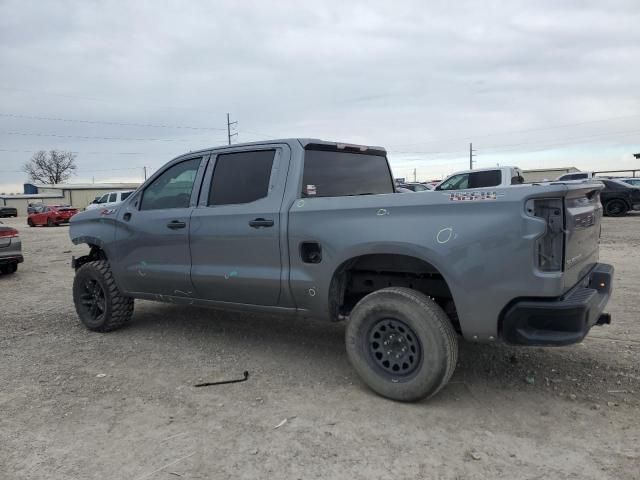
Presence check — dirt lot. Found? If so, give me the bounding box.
[1,215,638,479]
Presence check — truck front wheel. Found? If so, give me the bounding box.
[345,287,458,402]
[73,260,134,332]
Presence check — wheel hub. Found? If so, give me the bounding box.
[368,318,421,376]
[80,279,106,320]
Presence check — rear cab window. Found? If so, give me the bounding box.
[302,145,394,197]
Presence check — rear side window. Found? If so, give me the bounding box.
[121,191,132,201]
[208,150,275,206]
[468,170,501,188]
[141,158,201,210]
[302,150,394,197]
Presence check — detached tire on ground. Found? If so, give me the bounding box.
[73,260,134,332]
[345,287,458,402]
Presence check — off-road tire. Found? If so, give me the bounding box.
[73,260,134,332]
[603,199,628,217]
[345,287,458,402]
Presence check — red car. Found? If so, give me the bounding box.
[27,205,79,227]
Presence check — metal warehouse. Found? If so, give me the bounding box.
[0,182,140,216]
[521,166,580,182]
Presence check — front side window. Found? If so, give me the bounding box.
[108,193,117,202]
[140,158,201,210]
[208,150,275,206]
[302,150,394,197]
[437,174,469,191]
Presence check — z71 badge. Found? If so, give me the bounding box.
[445,191,504,201]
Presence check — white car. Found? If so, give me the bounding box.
[86,191,135,210]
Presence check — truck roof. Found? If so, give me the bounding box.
[180,138,387,157]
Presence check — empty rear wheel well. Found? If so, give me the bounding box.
[329,254,459,331]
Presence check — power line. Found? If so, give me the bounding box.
[390,127,640,156]
[386,113,640,149]
[0,112,227,131]
[1,130,224,143]
[480,128,640,154]
[0,148,145,155]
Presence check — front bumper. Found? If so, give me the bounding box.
[501,263,613,346]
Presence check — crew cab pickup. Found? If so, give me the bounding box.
[69,139,613,402]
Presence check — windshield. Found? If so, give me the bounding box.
[302,149,394,197]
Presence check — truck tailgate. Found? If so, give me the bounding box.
[563,184,603,289]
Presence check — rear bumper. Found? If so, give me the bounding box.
[501,263,613,346]
[0,254,24,265]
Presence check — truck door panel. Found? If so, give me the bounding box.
[113,156,207,295]
[190,146,290,306]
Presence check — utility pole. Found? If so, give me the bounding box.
[143,166,147,181]
[413,168,417,182]
[469,142,476,170]
[227,113,238,145]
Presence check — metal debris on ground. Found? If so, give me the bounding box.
[194,370,249,387]
[274,418,288,429]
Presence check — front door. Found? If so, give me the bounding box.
[189,146,289,306]
[112,156,206,296]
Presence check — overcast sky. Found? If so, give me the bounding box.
[1,0,639,192]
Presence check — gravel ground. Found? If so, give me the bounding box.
[1,214,638,479]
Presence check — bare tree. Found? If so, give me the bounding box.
[23,150,77,184]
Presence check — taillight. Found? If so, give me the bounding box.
[525,198,564,272]
[0,228,19,238]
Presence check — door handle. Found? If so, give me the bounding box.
[249,218,274,228]
[167,220,187,229]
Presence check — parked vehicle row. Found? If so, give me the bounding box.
[0,220,23,275]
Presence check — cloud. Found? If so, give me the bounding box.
[0,0,639,189]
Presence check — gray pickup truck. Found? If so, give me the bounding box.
[69,139,613,401]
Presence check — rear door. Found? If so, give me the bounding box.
[113,155,207,295]
[190,146,290,305]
